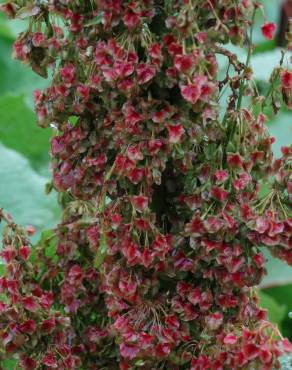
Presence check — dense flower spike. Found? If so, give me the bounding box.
[0,0,292,369]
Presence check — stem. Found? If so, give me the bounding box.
[237,7,257,111]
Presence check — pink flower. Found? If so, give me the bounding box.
[41,317,56,334]
[19,319,37,334]
[149,43,163,60]
[181,84,201,104]
[243,343,259,360]
[223,334,237,345]
[131,195,148,212]
[166,124,185,143]
[205,312,223,330]
[128,168,144,184]
[123,10,141,29]
[188,287,201,305]
[137,63,156,84]
[281,70,292,89]
[174,54,194,73]
[19,355,37,370]
[261,22,276,40]
[210,186,229,202]
[253,253,265,268]
[19,245,31,260]
[42,352,58,368]
[22,296,38,312]
[120,343,140,359]
[60,64,76,86]
[214,170,229,183]
[32,32,45,47]
[155,343,171,357]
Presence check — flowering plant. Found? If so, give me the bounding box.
[0,0,292,369]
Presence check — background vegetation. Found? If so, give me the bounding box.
[0,0,292,357]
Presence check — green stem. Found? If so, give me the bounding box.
[236,7,257,111]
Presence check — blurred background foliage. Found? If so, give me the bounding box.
[0,0,292,363]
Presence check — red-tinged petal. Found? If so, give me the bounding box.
[261,22,276,40]
[120,343,140,359]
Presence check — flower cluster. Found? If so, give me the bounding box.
[0,0,291,369]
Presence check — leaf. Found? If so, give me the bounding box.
[258,291,286,327]
[1,359,17,370]
[33,228,58,263]
[0,144,60,237]
[84,12,104,27]
[0,94,52,171]
[94,232,107,269]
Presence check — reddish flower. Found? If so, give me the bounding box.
[120,343,140,359]
[19,319,37,334]
[210,186,229,202]
[22,297,38,312]
[181,84,201,104]
[281,70,292,89]
[123,10,141,29]
[261,22,276,40]
[243,343,260,360]
[131,195,149,212]
[19,245,31,260]
[205,312,223,330]
[155,343,171,357]
[166,124,185,143]
[41,317,56,334]
[223,334,237,345]
[42,352,58,368]
[137,63,156,84]
[214,170,229,183]
[174,54,194,73]
[60,64,76,86]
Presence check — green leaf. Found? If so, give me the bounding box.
[94,232,107,269]
[1,359,17,370]
[35,228,58,262]
[0,145,60,237]
[0,94,52,171]
[258,291,286,326]
[84,12,104,27]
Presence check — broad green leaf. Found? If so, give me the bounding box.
[258,291,286,327]
[0,94,52,171]
[0,144,60,235]
[1,359,17,370]
[261,284,292,340]
[39,229,58,260]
